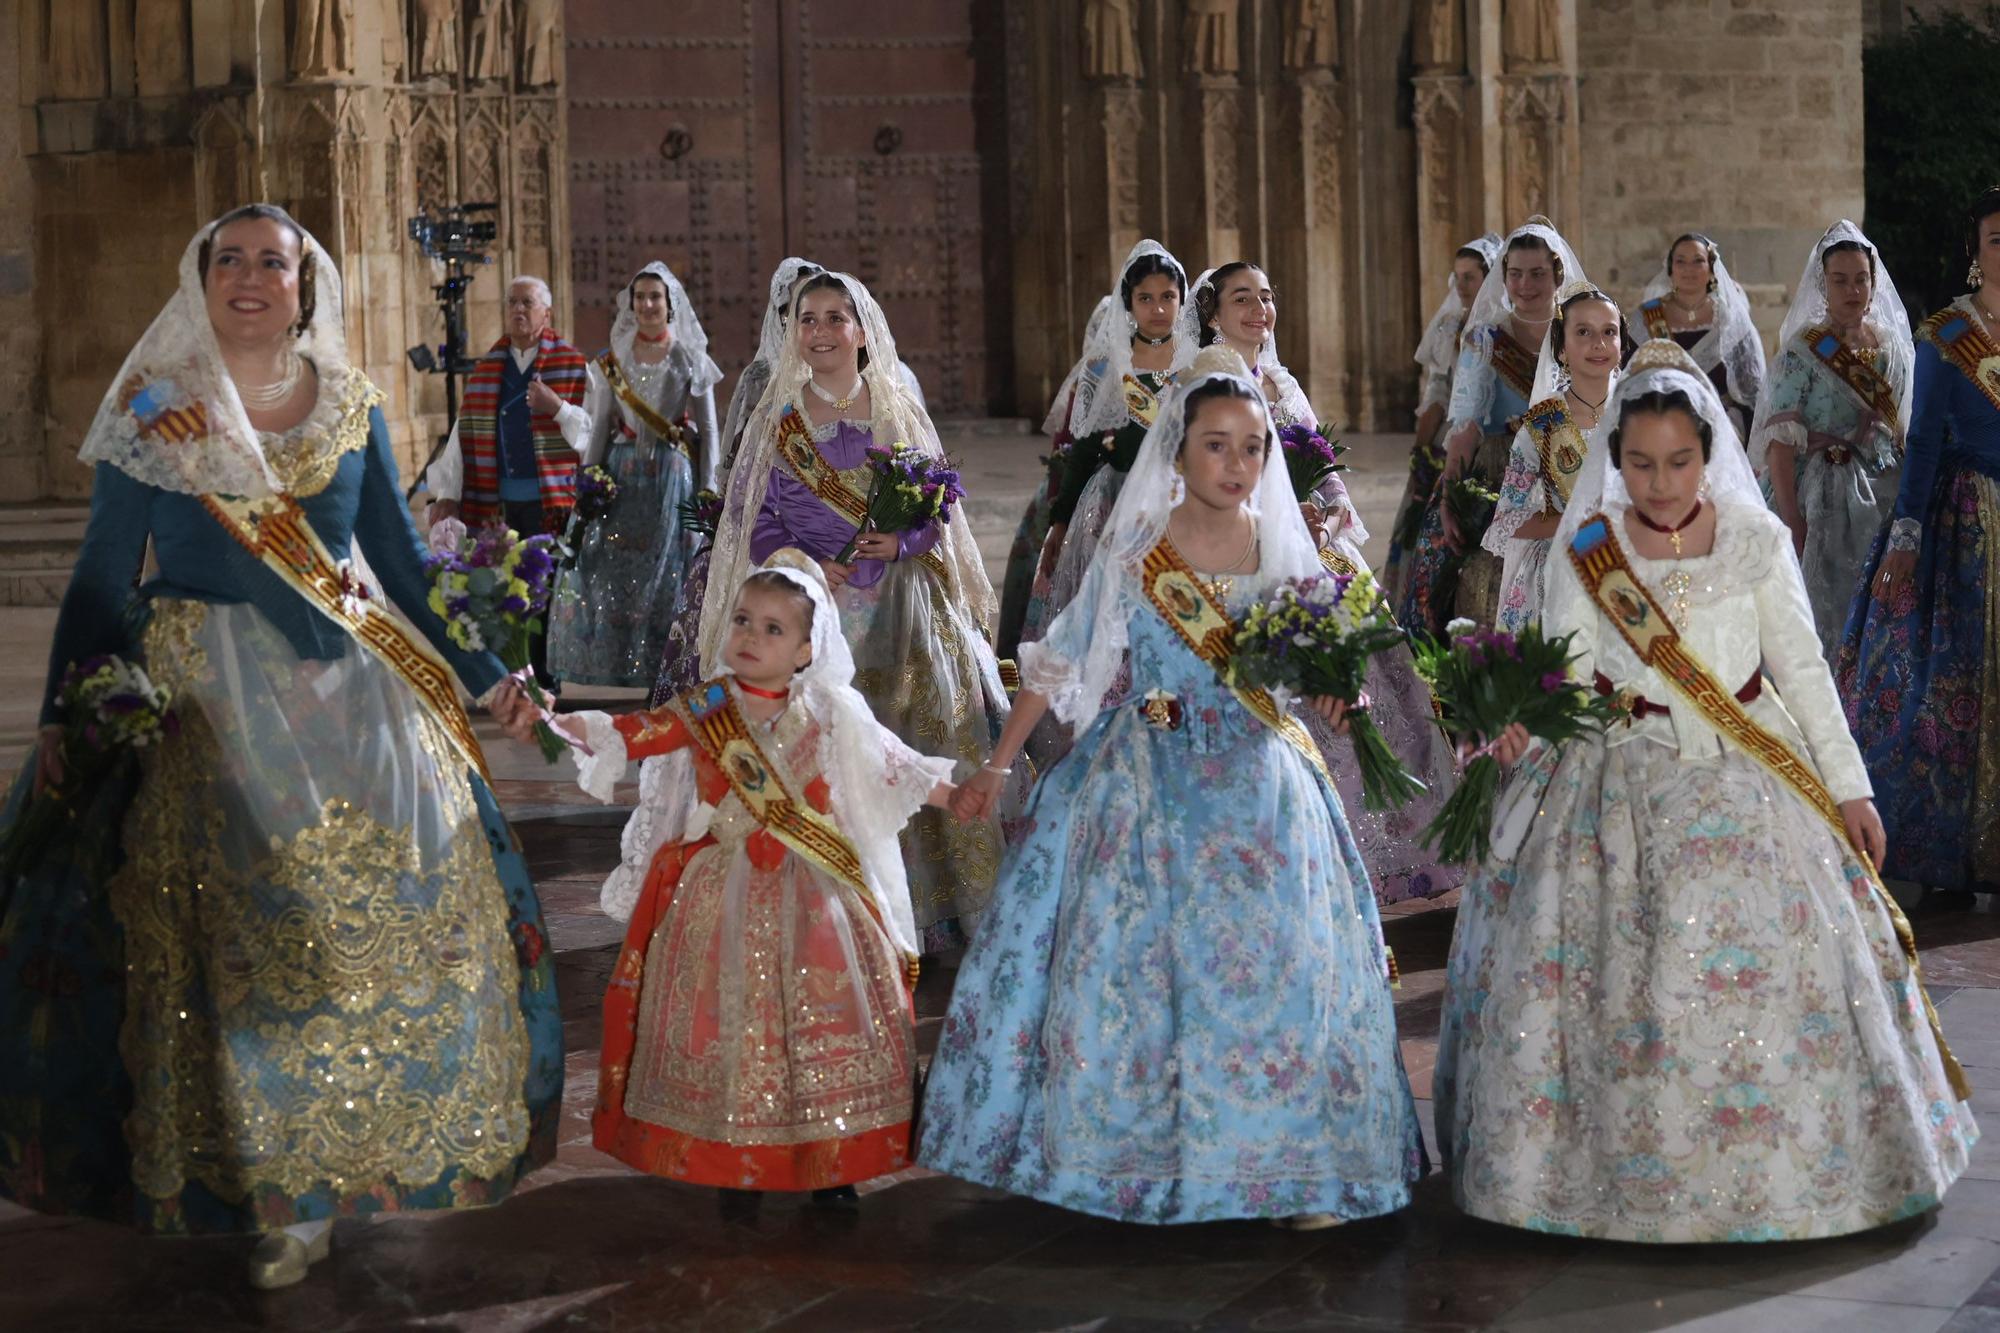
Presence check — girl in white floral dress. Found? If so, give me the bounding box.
[1434,340,1975,1242]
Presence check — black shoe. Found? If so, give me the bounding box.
[717,1187,762,1223]
[809,1185,860,1212]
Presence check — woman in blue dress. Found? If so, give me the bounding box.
[1838,187,2000,893]
[0,206,561,1288]
[920,348,1423,1229]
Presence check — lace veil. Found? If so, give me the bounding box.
[1635,235,1766,413]
[1178,264,1315,427]
[1416,230,1504,378]
[591,551,949,957]
[1019,347,1323,735]
[1746,219,1914,470]
[1044,239,1197,440]
[611,260,723,397]
[78,205,356,497]
[701,269,997,665]
[1448,217,1585,434]
[1553,339,1764,555]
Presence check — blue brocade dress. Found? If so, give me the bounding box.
[1837,299,2000,890]
[0,387,561,1234]
[917,557,1424,1224]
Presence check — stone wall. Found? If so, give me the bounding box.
[1575,0,1867,345]
[0,0,42,501]
[13,0,569,499]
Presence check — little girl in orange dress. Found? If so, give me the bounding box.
[559,549,956,1212]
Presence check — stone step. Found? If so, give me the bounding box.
[0,503,88,605]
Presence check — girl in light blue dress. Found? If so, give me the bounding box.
[920,350,1423,1229]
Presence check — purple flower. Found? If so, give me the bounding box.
[1539,672,1567,692]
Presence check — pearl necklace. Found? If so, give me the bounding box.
[235,352,303,410]
[806,375,864,411]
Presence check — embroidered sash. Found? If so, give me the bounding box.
[201,491,492,785]
[600,351,692,458]
[1318,547,1358,576]
[1122,373,1165,429]
[1521,395,1589,505]
[771,407,952,584]
[1918,306,2000,414]
[673,679,915,979]
[1139,539,1328,780]
[1489,326,1537,403]
[1566,512,1968,1100]
[1802,325,1904,450]
[1639,299,1672,340]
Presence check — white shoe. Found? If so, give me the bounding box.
[246,1222,332,1289]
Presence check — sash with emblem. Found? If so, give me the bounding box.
[672,678,916,980]
[599,350,692,458]
[1566,511,1968,1099]
[1139,539,1328,780]
[1918,305,2000,414]
[1488,326,1537,404]
[201,486,493,785]
[1801,325,1904,451]
[771,407,952,585]
[1122,372,1166,429]
[1521,395,1590,505]
[1638,298,1672,340]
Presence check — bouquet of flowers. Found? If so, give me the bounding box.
[1445,476,1500,548]
[834,442,966,563]
[1277,422,1347,501]
[1410,618,1628,864]
[426,526,570,763]
[0,655,175,883]
[1393,438,1447,554]
[677,488,725,546]
[1231,568,1426,811]
[573,465,620,525]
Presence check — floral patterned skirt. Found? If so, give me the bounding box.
[1435,735,1975,1242]
[593,835,915,1190]
[1384,436,1445,608]
[1837,464,2000,890]
[918,702,1424,1224]
[1397,432,1510,635]
[0,599,561,1234]
[650,541,713,708]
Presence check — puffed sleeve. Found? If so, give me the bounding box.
[1541,529,1598,686]
[576,360,616,468]
[424,421,464,500]
[1753,517,1872,802]
[1483,423,1549,556]
[689,385,721,488]
[41,464,152,725]
[1890,339,1949,527]
[353,406,508,698]
[570,705,694,803]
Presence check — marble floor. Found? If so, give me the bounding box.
[5,428,2000,1331]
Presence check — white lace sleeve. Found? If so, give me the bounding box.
[1543,537,1598,685]
[1483,423,1549,556]
[1752,517,1872,802]
[570,710,631,803]
[1446,328,1496,433]
[576,362,614,467]
[425,422,463,500]
[878,723,956,811]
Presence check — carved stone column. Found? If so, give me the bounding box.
[1269,66,1348,419]
[1498,74,1578,236]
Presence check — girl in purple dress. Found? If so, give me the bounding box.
[690,270,1020,951]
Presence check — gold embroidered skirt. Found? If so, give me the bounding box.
[113,599,535,1224]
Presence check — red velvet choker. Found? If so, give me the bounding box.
[737,681,788,700]
[1632,499,1703,555]
[635,329,669,344]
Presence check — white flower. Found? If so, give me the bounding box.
[1445,617,1477,637]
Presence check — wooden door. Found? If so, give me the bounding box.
[567,0,997,416]
[565,0,787,380]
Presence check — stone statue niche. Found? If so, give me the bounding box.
[414,0,460,77]
[293,0,358,79]
[1503,0,1563,70]
[519,0,562,87]
[1286,0,1339,71]
[467,0,511,82]
[1183,0,1241,76]
[1413,0,1464,73]
[1082,0,1143,81]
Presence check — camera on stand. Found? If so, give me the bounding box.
[405,202,500,497]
